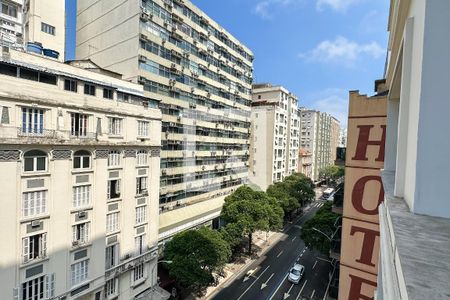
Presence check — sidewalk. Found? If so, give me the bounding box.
[186,211,312,300]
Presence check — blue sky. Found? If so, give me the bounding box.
[65,0,390,127]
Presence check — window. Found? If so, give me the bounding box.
[21,107,44,135]
[108,150,121,167]
[108,118,122,136]
[73,150,91,169]
[135,206,147,224]
[105,244,119,270]
[71,113,88,137]
[22,233,47,263]
[135,234,146,255]
[103,88,113,99]
[137,120,149,137]
[84,83,96,96]
[72,222,90,245]
[73,185,91,208]
[106,212,119,233]
[107,179,121,200]
[21,275,55,300]
[41,22,55,35]
[136,177,147,195]
[24,150,47,172]
[105,278,118,297]
[133,263,144,282]
[137,150,148,166]
[71,260,89,286]
[23,190,47,217]
[117,92,129,102]
[2,3,17,18]
[64,79,77,92]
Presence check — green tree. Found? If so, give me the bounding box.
[266,182,299,218]
[221,185,284,254]
[164,227,231,292]
[300,202,339,255]
[319,166,345,184]
[284,173,316,207]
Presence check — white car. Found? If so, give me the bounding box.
[288,263,305,284]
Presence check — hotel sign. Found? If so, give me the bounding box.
[339,91,387,300]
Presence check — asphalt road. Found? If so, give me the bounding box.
[211,199,332,300]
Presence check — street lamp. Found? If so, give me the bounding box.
[312,227,333,241]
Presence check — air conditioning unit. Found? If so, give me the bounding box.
[171,63,177,69]
[72,241,79,247]
[78,211,86,218]
[138,55,147,62]
[122,254,131,261]
[31,220,40,228]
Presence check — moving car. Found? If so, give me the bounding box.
[288,263,305,284]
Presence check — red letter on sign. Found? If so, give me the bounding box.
[352,125,386,162]
[350,226,380,267]
[352,176,384,215]
[348,274,377,300]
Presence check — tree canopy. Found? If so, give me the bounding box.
[164,227,231,291]
[300,201,339,255]
[319,165,345,182]
[221,185,284,253]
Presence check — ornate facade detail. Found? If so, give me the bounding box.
[95,149,109,159]
[0,150,20,161]
[151,149,160,157]
[124,149,136,158]
[52,150,72,160]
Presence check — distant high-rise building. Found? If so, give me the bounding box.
[76,0,253,242]
[300,108,340,180]
[0,0,66,60]
[339,127,347,147]
[249,83,300,190]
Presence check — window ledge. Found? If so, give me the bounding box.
[106,230,121,236]
[71,169,93,175]
[20,257,50,269]
[21,172,51,178]
[70,242,92,251]
[70,206,93,214]
[107,198,122,203]
[20,214,50,224]
[108,135,124,139]
[134,221,148,228]
[131,277,147,289]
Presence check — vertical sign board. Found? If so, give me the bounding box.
[338,92,387,300]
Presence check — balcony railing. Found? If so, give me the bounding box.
[17,127,57,138]
[12,127,97,141]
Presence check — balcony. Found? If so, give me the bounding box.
[1,126,98,144]
[17,127,57,139]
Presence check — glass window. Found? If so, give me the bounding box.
[135,206,147,224]
[24,150,47,172]
[22,190,47,217]
[84,83,96,96]
[73,150,91,169]
[108,118,122,136]
[2,3,17,18]
[21,275,46,300]
[137,120,149,137]
[108,150,121,167]
[71,260,89,286]
[64,79,77,92]
[136,177,148,195]
[136,150,148,166]
[41,22,55,35]
[71,113,89,137]
[103,88,114,99]
[22,233,47,263]
[106,212,119,232]
[21,107,44,135]
[133,263,144,282]
[73,185,91,208]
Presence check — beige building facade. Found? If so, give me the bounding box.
[297,148,313,179]
[249,84,299,191]
[0,49,168,300]
[76,0,253,242]
[0,0,65,60]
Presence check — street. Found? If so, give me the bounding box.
[211,198,332,300]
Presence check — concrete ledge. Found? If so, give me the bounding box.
[379,170,450,300]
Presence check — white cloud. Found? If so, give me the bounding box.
[316,0,363,12]
[253,0,297,19]
[299,36,384,67]
[307,88,349,127]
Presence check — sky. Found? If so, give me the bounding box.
[65,0,390,128]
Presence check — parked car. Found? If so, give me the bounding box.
[288,263,305,284]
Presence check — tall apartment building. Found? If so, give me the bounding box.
[300,109,339,180]
[0,49,168,300]
[76,0,253,241]
[249,83,300,191]
[0,0,65,60]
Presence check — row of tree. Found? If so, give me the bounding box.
[163,173,316,293]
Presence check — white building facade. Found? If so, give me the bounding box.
[0,49,167,300]
[249,84,300,191]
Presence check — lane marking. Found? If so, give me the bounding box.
[311,289,316,299]
[277,250,284,258]
[296,280,308,300]
[268,273,288,300]
[292,236,297,242]
[284,283,295,299]
[237,265,270,300]
[261,273,275,289]
[312,260,318,269]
